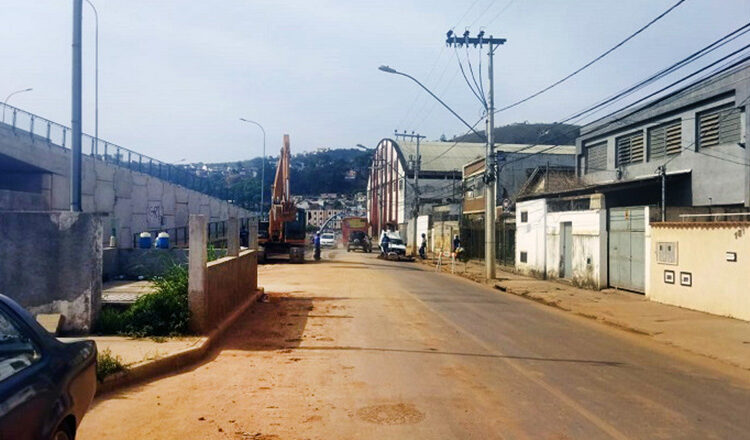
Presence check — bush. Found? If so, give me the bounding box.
[94,264,190,337]
[96,348,126,381]
[95,308,126,335]
[124,264,190,337]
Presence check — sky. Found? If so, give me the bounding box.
[1,0,748,163]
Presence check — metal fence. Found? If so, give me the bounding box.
[460,217,515,266]
[130,217,256,249]
[0,102,227,198]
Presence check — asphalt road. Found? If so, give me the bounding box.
[79,250,750,439]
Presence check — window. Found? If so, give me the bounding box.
[648,120,682,160]
[616,131,644,166]
[698,105,741,148]
[519,251,528,263]
[0,308,41,382]
[520,211,528,223]
[584,141,607,174]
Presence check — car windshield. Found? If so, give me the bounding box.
[0,308,41,382]
[350,231,366,240]
[322,234,334,239]
[389,239,404,245]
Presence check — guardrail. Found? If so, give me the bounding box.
[0,102,228,199]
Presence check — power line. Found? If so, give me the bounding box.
[583,46,750,132]
[494,0,688,114]
[565,22,750,126]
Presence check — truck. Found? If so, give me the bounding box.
[341,217,368,245]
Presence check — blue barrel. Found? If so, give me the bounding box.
[156,232,170,249]
[138,232,152,249]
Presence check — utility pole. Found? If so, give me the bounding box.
[446,30,506,280]
[394,130,425,256]
[71,0,83,212]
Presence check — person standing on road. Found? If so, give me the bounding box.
[419,233,427,259]
[313,231,321,260]
[452,234,461,253]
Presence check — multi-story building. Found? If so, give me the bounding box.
[515,60,750,299]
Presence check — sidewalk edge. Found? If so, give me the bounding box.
[96,289,262,396]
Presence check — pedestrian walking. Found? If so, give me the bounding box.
[419,233,427,259]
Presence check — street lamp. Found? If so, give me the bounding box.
[354,143,373,151]
[2,88,33,123]
[378,65,486,141]
[84,0,99,154]
[239,118,266,217]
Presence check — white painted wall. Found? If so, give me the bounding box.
[648,224,750,321]
[515,199,547,275]
[545,209,607,288]
[515,198,607,288]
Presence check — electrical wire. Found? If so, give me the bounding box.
[494,0,688,114]
[454,45,487,106]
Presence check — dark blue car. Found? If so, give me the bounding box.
[0,294,97,440]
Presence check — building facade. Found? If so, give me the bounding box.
[516,60,750,299]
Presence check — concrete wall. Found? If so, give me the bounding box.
[0,123,253,247]
[648,223,750,321]
[0,212,102,333]
[431,220,459,253]
[516,199,607,288]
[203,251,258,330]
[188,215,258,333]
[516,199,547,276]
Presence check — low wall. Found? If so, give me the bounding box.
[188,215,258,333]
[648,222,750,321]
[0,212,102,333]
[204,250,258,329]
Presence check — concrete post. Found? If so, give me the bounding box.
[227,217,239,257]
[188,214,208,333]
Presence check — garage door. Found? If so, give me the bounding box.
[608,207,645,293]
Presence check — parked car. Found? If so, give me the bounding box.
[320,232,336,247]
[0,294,97,440]
[347,230,372,253]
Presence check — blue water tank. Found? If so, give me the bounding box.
[156,232,170,249]
[138,232,152,249]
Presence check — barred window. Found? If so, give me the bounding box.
[648,120,682,160]
[698,105,741,148]
[616,131,644,166]
[584,141,607,174]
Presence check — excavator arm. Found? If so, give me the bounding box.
[268,134,298,241]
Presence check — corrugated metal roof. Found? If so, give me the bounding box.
[395,140,576,173]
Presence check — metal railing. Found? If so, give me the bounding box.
[131,217,254,249]
[0,102,227,199]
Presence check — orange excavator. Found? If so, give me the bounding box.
[258,134,307,262]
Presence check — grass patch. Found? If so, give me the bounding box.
[96,348,126,381]
[95,264,190,337]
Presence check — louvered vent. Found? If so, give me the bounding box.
[698,105,741,148]
[648,120,682,159]
[616,132,644,166]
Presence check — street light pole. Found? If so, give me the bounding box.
[2,88,33,123]
[71,0,83,212]
[84,0,98,155]
[239,118,266,217]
